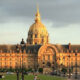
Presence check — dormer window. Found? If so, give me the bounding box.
[31,34,32,38]
[30,42,32,44]
[35,34,37,38]
[35,42,37,45]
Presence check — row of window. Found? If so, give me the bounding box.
[29,34,38,38]
[43,55,51,61]
[0,62,27,65]
[43,55,80,62]
[62,62,80,66]
[0,62,27,68]
[29,34,47,38]
[0,58,26,61]
[59,57,80,61]
[28,40,44,44]
[59,54,80,56]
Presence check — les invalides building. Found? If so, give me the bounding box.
[0,7,80,73]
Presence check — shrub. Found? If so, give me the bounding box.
[27,68,33,72]
[61,67,67,74]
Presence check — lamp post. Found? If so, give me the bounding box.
[16,44,20,80]
[63,56,66,76]
[20,39,25,80]
[58,57,61,76]
[63,56,65,66]
[58,52,61,76]
[75,49,77,79]
[55,54,57,75]
[42,62,45,68]
[68,54,71,78]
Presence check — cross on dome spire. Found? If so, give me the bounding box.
[37,5,39,14]
[35,5,41,23]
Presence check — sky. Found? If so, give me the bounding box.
[0,0,80,45]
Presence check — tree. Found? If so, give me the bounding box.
[61,67,67,74]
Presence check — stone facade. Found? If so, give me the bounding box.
[0,7,80,73]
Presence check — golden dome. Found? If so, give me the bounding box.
[27,7,49,45]
[29,22,48,35]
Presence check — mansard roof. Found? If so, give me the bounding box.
[55,44,80,53]
[0,44,80,53]
[0,45,16,53]
[26,45,42,54]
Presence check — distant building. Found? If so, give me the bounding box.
[0,7,80,73]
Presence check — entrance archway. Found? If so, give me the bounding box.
[46,62,51,67]
[38,44,58,68]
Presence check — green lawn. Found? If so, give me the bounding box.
[1,74,67,80]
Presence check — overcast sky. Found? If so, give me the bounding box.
[0,0,80,44]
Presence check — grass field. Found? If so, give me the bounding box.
[1,74,67,80]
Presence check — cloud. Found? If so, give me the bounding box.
[0,0,80,26]
[0,0,80,44]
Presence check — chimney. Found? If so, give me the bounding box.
[68,43,71,50]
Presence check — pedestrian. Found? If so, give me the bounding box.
[34,75,41,80]
[34,75,37,80]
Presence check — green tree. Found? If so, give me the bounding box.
[61,67,67,74]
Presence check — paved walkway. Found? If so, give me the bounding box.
[67,75,80,80]
[67,78,80,80]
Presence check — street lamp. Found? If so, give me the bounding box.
[58,52,61,76]
[42,62,45,68]
[68,54,71,78]
[63,56,65,66]
[75,49,78,79]
[63,56,65,76]
[58,57,61,76]
[16,44,20,80]
[20,38,25,80]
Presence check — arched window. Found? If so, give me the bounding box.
[46,62,51,67]
[43,55,45,61]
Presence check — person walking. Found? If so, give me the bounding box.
[34,75,41,80]
[34,75,38,80]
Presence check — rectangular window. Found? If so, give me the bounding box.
[67,62,69,66]
[71,62,73,66]
[53,56,54,61]
[43,55,45,61]
[48,55,50,61]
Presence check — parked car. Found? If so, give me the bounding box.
[50,70,57,75]
[67,73,73,77]
[6,72,14,75]
[23,72,28,75]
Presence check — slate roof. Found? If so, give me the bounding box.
[55,44,80,53]
[0,44,80,53]
[26,44,42,54]
[0,45,16,53]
